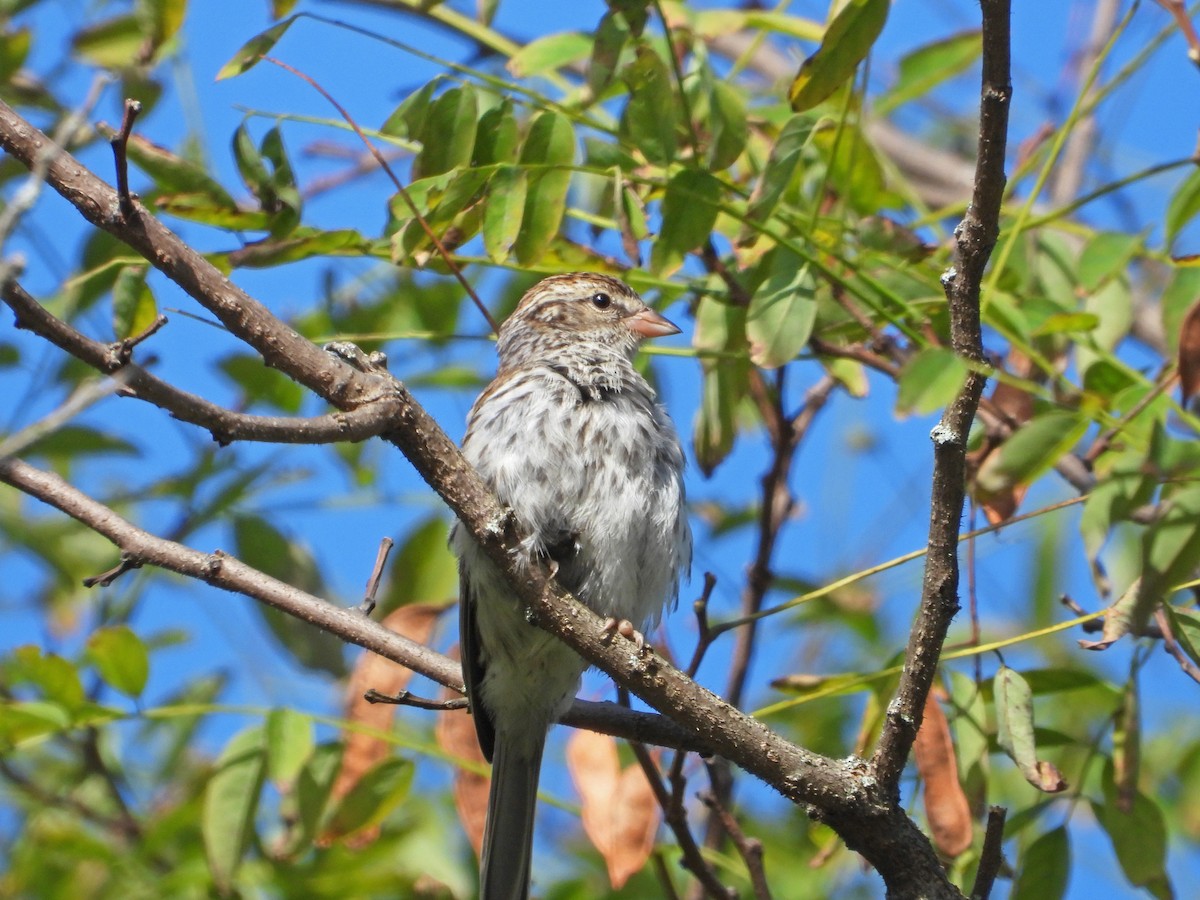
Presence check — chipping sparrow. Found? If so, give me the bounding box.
[452,273,691,900]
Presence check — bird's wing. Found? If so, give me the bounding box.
[459,561,496,762]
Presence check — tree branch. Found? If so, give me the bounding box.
[871,0,1011,796]
[0,96,963,896]
[0,277,406,446]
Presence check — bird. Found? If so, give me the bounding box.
[452,272,691,900]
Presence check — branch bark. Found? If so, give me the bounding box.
[871,0,1011,797]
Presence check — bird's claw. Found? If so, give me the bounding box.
[601,617,650,655]
[324,341,389,374]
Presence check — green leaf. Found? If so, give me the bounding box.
[1079,447,1155,564]
[740,115,812,242]
[650,169,721,277]
[620,45,678,165]
[225,227,375,269]
[1134,480,1200,633]
[1092,764,1173,899]
[974,410,1089,496]
[746,249,817,368]
[232,515,346,678]
[259,126,301,236]
[156,193,274,231]
[72,15,144,68]
[877,31,981,113]
[111,264,158,340]
[788,0,889,111]
[25,426,140,463]
[1166,165,1200,247]
[474,100,520,165]
[203,726,267,891]
[413,85,478,180]
[693,295,749,475]
[232,123,274,207]
[1162,604,1200,669]
[7,645,86,711]
[123,134,234,205]
[514,111,575,265]
[1160,264,1200,357]
[508,31,591,78]
[139,0,187,46]
[706,81,748,172]
[895,347,970,416]
[0,700,73,749]
[216,17,295,79]
[1078,231,1143,291]
[322,757,413,841]
[588,11,630,95]
[293,742,344,851]
[483,166,527,263]
[0,27,32,82]
[218,354,304,413]
[86,626,149,699]
[812,122,897,214]
[1012,826,1070,900]
[380,79,439,140]
[994,665,1067,793]
[378,515,458,617]
[265,708,314,787]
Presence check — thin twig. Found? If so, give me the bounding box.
[970,806,1008,899]
[363,688,467,710]
[619,689,734,900]
[82,552,144,588]
[1155,0,1200,65]
[698,767,771,900]
[358,536,394,615]
[1154,607,1200,685]
[871,0,1010,795]
[110,98,142,218]
[682,573,719,679]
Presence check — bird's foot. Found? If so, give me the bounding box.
[602,617,650,655]
[324,340,389,374]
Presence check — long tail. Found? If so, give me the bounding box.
[480,734,545,900]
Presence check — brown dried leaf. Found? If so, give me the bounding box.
[566,730,659,888]
[1033,760,1068,793]
[436,646,489,858]
[1179,296,1200,404]
[328,604,443,846]
[913,691,974,857]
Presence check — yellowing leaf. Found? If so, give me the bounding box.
[789,0,889,112]
[111,265,158,341]
[508,31,591,78]
[994,666,1067,793]
[216,17,296,80]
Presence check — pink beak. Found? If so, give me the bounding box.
[625,307,681,339]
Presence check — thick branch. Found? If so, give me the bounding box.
[0,455,709,752]
[0,97,388,412]
[0,277,404,446]
[871,0,1011,795]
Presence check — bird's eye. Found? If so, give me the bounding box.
[591,292,612,310]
